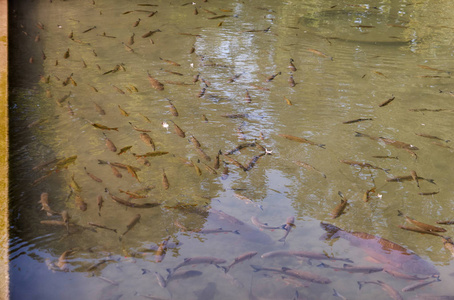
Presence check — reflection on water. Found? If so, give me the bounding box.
[8,0,454,299]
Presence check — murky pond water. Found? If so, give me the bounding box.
[8,0,454,299]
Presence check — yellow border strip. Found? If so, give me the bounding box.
[0,0,9,299]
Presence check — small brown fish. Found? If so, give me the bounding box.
[167,99,179,116]
[103,133,117,152]
[397,225,444,237]
[442,237,454,256]
[397,211,446,232]
[110,165,122,178]
[147,71,164,91]
[415,132,450,143]
[410,170,420,188]
[97,195,104,216]
[158,57,180,67]
[39,192,59,216]
[343,118,373,124]
[170,120,185,138]
[61,210,70,233]
[84,167,103,183]
[288,58,297,71]
[139,133,156,150]
[118,146,132,155]
[288,74,296,87]
[340,159,390,173]
[362,187,376,202]
[117,105,129,117]
[294,161,326,178]
[75,195,88,211]
[379,96,395,107]
[284,96,293,105]
[436,220,454,225]
[266,71,281,82]
[129,122,151,133]
[308,48,333,60]
[331,191,348,219]
[162,169,169,190]
[93,102,105,115]
[63,48,70,59]
[244,89,251,103]
[120,214,141,240]
[133,151,168,158]
[126,165,140,182]
[92,123,119,131]
[279,134,325,148]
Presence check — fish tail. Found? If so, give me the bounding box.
[333,289,339,297]
[357,281,363,290]
[397,210,403,217]
[318,144,326,149]
[317,262,328,268]
[383,168,391,173]
[113,229,117,233]
[220,266,229,273]
[344,258,353,263]
[354,132,364,137]
[232,230,240,235]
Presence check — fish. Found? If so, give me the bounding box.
[83,167,103,183]
[224,155,247,171]
[262,250,353,263]
[197,87,206,98]
[92,123,119,131]
[319,262,382,274]
[221,113,248,118]
[167,99,179,116]
[372,155,398,159]
[162,169,169,190]
[356,131,419,151]
[171,257,227,274]
[133,151,168,158]
[103,133,117,152]
[120,214,141,240]
[127,33,135,45]
[154,236,171,263]
[265,72,281,82]
[126,165,140,182]
[330,191,348,219]
[57,249,75,272]
[207,14,230,19]
[56,91,72,106]
[38,192,59,216]
[107,190,160,208]
[279,134,325,148]
[320,222,440,278]
[362,187,376,202]
[75,195,88,211]
[63,48,70,59]
[308,48,333,60]
[170,120,185,138]
[411,170,420,188]
[154,272,167,288]
[147,71,164,90]
[194,147,211,162]
[159,57,180,66]
[288,74,296,87]
[117,105,129,117]
[166,270,203,284]
[129,122,151,133]
[415,133,450,143]
[284,96,293,105]
[192,227,239,235]
[379,96,395,107]
[398,225,444,237]
[288,58,297,71]
[224,142,257,155]
[55,155,78,171]
[343,118,373,124]
[118,146,132,155]
[244,89,252,103]
[332,289,347,300]
[61,210,70,233]
[110,165,122,178]
[250,216,281,230]
[358,280,403,300]
[98,160,141,171]
[294,161,326,178]
[340,159,390,173]
[88,222,117,233]
[436,220,454,225]
[397,211,446,232]
[442,237,454,256]
[401,278,440,292]
[97,195,104,216]
[93,102,105,115]
[278,216,295,242]
[139,133,156,150]
[281,267,331,284]
[386,174,435,184]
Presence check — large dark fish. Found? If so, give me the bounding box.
[320,222,440,278]
[358,280,403,300]
[221,251,257,273]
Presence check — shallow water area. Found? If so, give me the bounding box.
[7,0,454,299]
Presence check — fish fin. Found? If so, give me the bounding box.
[357,281,363,290]
[397,210,403,216]
[333,289,339,297]
[220,266,229,273]
[354,132,364,137]
[317,262,328,268]
[232,230,240,235]
[281,267,291,272]
[113,229,117,233]
[250,265,261,272]
[344,258,354,263]
[343,263,352,268]
[278,237,286,242]
[318,144,326,149]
